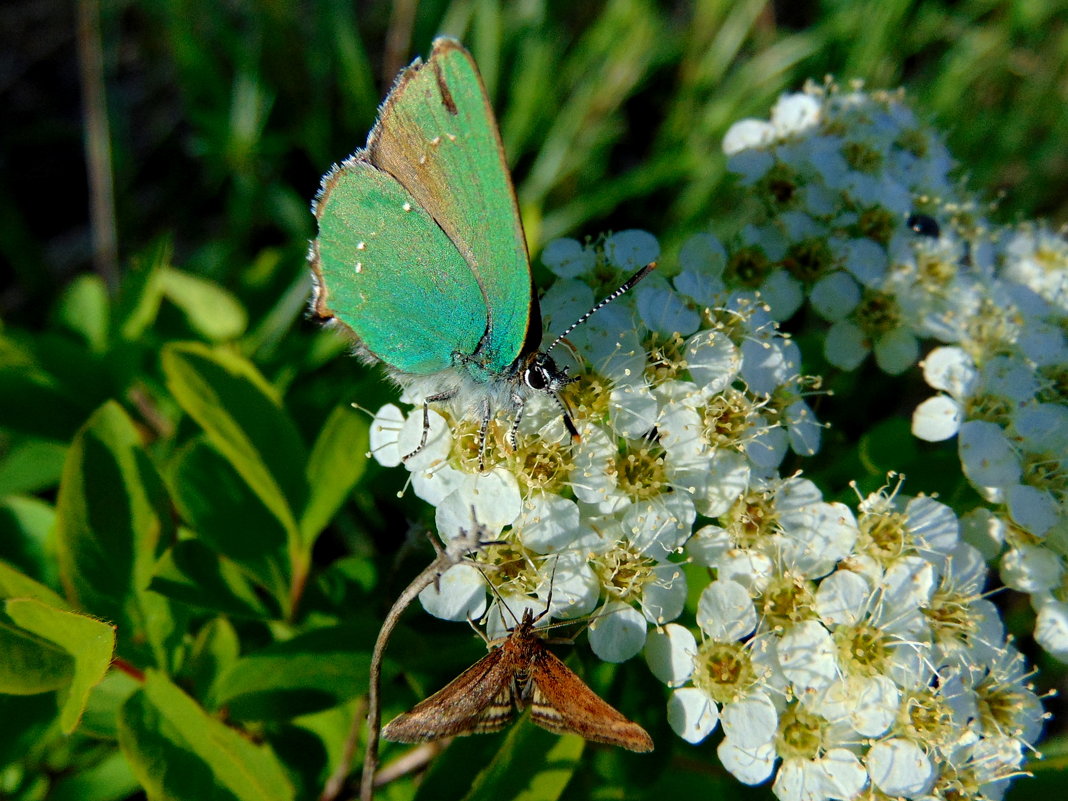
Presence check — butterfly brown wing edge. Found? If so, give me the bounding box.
[382,645,516,743]
[527,645,654,753]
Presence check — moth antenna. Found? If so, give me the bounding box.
[465,613,492,645]
[534,555,561,625]
[544,263,656,355]
[473,563,523,629]
[538,598,637,642]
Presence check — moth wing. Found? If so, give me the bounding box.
[528,648,654,753]
[311,157,488,375]
[382,646,517,743]
[368,38,535,373]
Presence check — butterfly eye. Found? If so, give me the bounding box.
[524,364,550,391]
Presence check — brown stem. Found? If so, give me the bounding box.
[350,523,495,801]
[318,696,367,801]
[111,657,146,683]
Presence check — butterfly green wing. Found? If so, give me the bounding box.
[311,157,488,375]
[381,645,516,742]
[368,38,535,376]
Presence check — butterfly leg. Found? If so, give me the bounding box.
[403,390,456,462]
[507,392,526,452]
[477,396,492,472]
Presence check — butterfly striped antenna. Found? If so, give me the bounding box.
[544,262,656,356]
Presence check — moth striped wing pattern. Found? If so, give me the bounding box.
[381,644,516,742]
[526,645,654,753]
[381,608,654,752]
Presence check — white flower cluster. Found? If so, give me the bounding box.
[912,227,1068,661]
[651,478,1045,801]
[361,83,1054,801]
[369,228,821,655]
[719,81,1068,663]
[718,82,961,375]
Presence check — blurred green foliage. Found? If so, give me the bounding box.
[1,1,1066,799]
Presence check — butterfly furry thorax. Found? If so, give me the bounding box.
[381,608,654,752]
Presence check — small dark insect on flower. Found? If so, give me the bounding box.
[907,212,940,238]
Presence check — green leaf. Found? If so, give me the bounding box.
[0,440,67,496]
[0,362,90,441]
[289,701,359,791]
[168,439,289,599]
[53,274,110,352]
[243,267,313,360]
[161,267,248,342]
[465,726,584,801]
[53,401,178,667]
[47,749,141,801]
[0,558,67,608]
[118,670,295,801]
[0,619,73,694]
[0,494,61,589]
[151,539,274,619]
[0,693,59,769]
[413,720,583,801]
[161,343,307,551]
[5,598,115,732]
[213,624,373,721]
[859,417,919,476]
[300,405,368,544]
[185,617,240,707]
[115,239,168,342]
[80,669,141,740]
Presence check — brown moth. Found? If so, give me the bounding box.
[381,608,654,752]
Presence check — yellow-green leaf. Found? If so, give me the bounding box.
[6,599,115,732]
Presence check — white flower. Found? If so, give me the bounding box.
[777,620,837,692]
[866,738,935,797]
[912,394,963,442]
[645,623,697,687]
[604,229,661,271]
[542,237,597,279]
[1034,601,1068,660]
[668,687,721,744]
[588,600,648,661]
[958,420,1021,489]
[697,579,758,642]
[1001,224,1068,309]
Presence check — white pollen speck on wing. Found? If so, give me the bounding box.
[447,133,456,141]
[356,241,366,250]
[355,262,363,273]
[430,136,441,145]
[418,155,426,164]
[403,202,412,212]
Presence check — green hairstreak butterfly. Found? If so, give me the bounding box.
[309,38,653,467]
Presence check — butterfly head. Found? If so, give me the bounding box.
[522,352,576,395]
[519,351,580,442]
